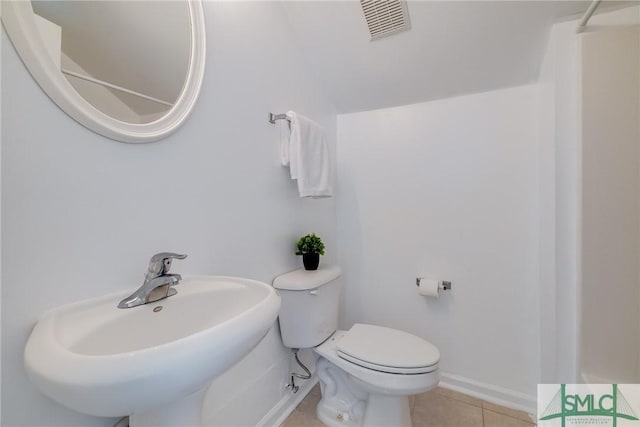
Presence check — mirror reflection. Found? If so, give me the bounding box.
[31,1,191,124]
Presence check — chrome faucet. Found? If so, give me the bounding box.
[118,252,188,309]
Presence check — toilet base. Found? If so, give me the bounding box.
[315,357,367,426]
[316,393,412,427]
[315,357,414,427]
[317,403,360,427]
[362,394,412,427]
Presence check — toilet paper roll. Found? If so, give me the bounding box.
[418,278,439,298]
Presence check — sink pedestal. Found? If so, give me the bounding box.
[129,388,206,427]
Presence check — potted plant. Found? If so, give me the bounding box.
[296,233,325,271]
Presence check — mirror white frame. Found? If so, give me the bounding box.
[2,0,206,143]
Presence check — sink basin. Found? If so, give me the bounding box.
[24,275,280,425]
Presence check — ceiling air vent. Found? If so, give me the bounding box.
[360,0,411,41]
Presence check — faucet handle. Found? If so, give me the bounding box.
[146,252,187,278]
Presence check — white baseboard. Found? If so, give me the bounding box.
[257,375,319,427]
[439,372,536,417]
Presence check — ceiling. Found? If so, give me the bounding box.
[28,0,637,117]
[282,1,635,113]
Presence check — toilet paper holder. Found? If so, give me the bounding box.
[415,278,452,291]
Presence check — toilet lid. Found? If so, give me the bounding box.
[337,324,440,374]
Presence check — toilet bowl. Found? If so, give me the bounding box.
[273,265,441,427]
[312,325,439,427]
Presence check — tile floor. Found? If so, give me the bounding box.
[282,385,536,427]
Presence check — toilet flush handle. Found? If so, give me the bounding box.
[309,290,318,296]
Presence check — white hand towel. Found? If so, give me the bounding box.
[287,111,333,198]
[279,113,292,166]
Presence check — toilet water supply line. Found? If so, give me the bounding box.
[287,348,311,394]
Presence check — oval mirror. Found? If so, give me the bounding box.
[1,0,206,143]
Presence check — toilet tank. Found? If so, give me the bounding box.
[273,265,342,349]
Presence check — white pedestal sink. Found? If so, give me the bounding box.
[24,276,280,426]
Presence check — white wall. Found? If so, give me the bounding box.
[336,85,540,411]
[580,23,640,383]
[1,2,336,426]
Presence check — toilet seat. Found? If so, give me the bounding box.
[336,324,440,375]
[314,329,440,397]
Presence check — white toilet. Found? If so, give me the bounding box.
[273,265,440,427]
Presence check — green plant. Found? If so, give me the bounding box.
[296,233,325,256]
